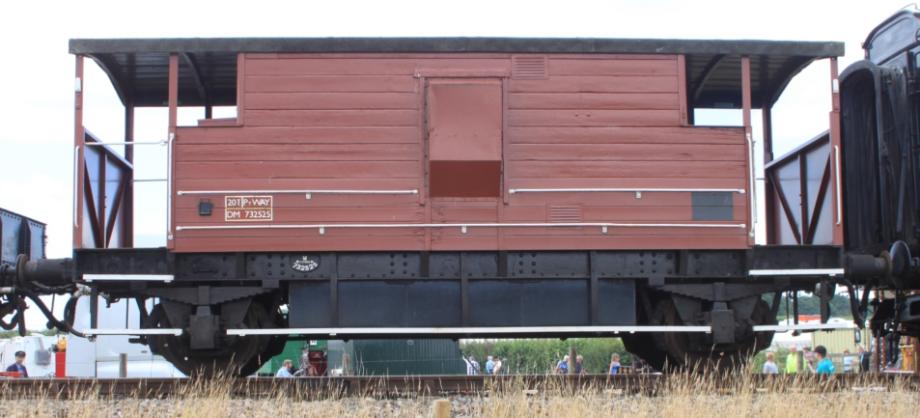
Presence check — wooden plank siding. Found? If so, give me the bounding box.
[172,53,749,252]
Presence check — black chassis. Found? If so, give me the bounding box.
[73,245,842,342]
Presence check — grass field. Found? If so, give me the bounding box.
[1,373,917,417]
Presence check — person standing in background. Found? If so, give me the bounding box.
[609,354,622,375]
[485,356,494,375]
[469,356,480,375]
[762,352,779,374]
[275,359,295,378]
[785,346,800,374]
[815,346,835,375]
[842,349,855,373]
[463,356,475,375]
[492,357,504,374]
[555,355,569,374]
[857,345,870,372]
[575,355,585,374]
[5,351,27,377]
[803,347,817,372]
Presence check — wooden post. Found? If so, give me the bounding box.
[74,55,85,249]
[118,353,128,378]
[123,104,134,247]
[763,106,776,244]
[827,57,844,246]
[167,54,179,248]
[567,347,576,375]
[432,399,451,418]
[741,55,754,245]
[342,352,352,376]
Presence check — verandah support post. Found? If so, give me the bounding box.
[167,54,179,248]
[828,57,844,246]
[124,103,135,247]
[74,55,85,249]
[763,107,777,244]
[741,56,754,245]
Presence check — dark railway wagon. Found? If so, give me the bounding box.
[7,11,920,376]
[0,208,45,335]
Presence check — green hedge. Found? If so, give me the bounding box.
[460,338,629,374]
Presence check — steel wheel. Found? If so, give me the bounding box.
[145,301,277,377]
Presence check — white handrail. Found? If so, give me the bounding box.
[508,187,745,194]
[177,189,419,198]
[746,132,757,239]
[83,328,183,336]
[73,146,79,228]
[752,323,855,332]
[166,133,174,241]
[227,325,713,336]
[83,140,167,146]
[834,145,842,225]
[177,221,746,235]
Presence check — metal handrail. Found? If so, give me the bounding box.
[746,132,757,239]
[227,325,713,336]
[83,328,183,336]
[177,189,420,200]
[166,133,174,241]
[834,145,843,225]
[508,187,745,194]
[83,140,167,146]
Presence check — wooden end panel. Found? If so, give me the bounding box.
[509,143,745,162]
[508,109,680,127]
[507,126,744,144]
[509,93,679,110]
[510,75,678,93]
[176,161,419,180]
[506,160,746,179]
[547,57,677,76]
[175,143,419,162]
[175,126,420,144]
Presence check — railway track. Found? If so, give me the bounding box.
[1,374,917,399]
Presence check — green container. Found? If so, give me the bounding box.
[258,338,465,376]
[351,339,466,376]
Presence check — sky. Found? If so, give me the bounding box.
[0,0,910,326]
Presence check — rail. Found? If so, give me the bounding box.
[1,374,916,399]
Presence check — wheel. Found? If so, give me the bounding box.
[621,333,668,372]
[650,296,775,371]
[145,301,279,377]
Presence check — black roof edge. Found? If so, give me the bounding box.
[69,37,844,57]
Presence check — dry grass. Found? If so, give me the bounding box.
[1,372,917,418]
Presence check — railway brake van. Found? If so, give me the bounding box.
[67,39,848,375]
[7,18,920,375]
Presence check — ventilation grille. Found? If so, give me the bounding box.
[512,56,548,79]
[548,205,582,222]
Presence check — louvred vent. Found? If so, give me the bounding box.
[548,205,582,222]
[512,56,548,79]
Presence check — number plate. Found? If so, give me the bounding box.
[224,195,273,222]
